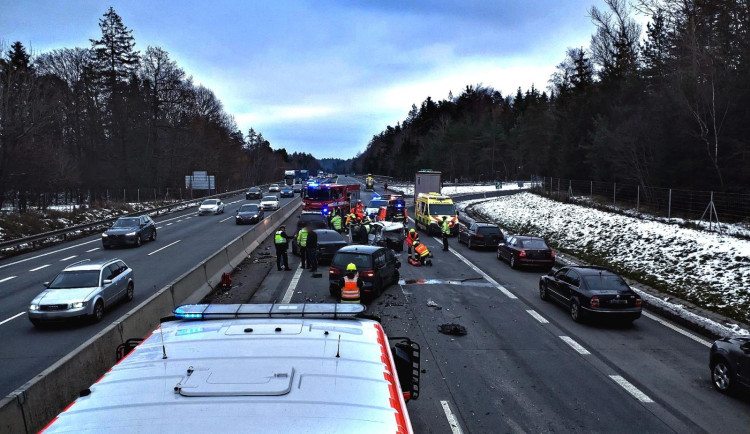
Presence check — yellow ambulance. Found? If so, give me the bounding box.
[415,192,458,236]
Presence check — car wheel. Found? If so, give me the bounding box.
[329,285,339,298]
[496,250,501,260]
[126,282,134,302]
[103,243,110,250]
[467,238,473,250]
[570,299,582,322]
[135,236,142,247]
[30,319,42,328]
[393,269,400,285]
[92,300,104,323]
[150,229,156,241]
[539,282,549,301]
[510,255,517,269]
[711,359,735,393]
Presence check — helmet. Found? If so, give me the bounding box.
[409,228,415,234]
[346,263,357,271]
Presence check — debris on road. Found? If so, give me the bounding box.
[427,299,443,310]
[438,323,467,336]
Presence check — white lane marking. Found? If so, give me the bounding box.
[85,248,99,252]
[281,263,303,303]
[526,309,549,324]
[219,215,234,223]
[59,255,77,261]
[176,220,183,223]
[610,375,654,403]
[642,311,711,348]
[29,265,50,272]
[0,239,99,270]
[0,276,17,283]
[166,223,173,226]
[147,240,181,256]
[436,238,517,299]
[0,312,25,326]
[440,400,464,434]
[559,336,591,355]
[156,226,163,230]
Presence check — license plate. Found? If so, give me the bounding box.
[609,300,627,305]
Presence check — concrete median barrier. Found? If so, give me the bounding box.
[170,263,209,306]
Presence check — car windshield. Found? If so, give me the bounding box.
[583,274,630,292]
[248,188,259,192]
[429,204,456,216]
[263,196,277,201]
[519,239,548,249]
[478,227,501,235]
[270,184,279,188]
[49,270,100,289]
[368,200,388,208]
[316,231,344,242]
[306,189,333,200]
[202,199,218,205]
[282,188,292,191]
[332,252,373,269]
[239,205,259,212]
[112,217,139,228]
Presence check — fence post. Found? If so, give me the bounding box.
[123,188,126,202]
[613,182,616,207]
[636,186,640,212]
[668,189,672,219]
[590,181,593,199]
[137,189,140,204]
[557,178,560,199]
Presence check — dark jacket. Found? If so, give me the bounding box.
[307,229,318,248]
[275,230,293,251]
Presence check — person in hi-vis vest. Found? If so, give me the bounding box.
[339,263,362,304]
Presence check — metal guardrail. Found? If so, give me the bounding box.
[0,185,272,253]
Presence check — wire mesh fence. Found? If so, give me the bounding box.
[534,177,750,230]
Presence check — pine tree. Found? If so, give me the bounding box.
[89,7,139,98]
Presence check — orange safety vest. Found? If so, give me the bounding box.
[415,243,429,258]
[406,232,419,246]
[341,275,360,303]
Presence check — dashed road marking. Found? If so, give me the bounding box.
[219,215,234,223]
[166,223,173,226]
[440,400,464,434]
[59,255,77,262]
[147,240,181,256]
[642,311,711,348]
[86,248,100,252]
[281,263,303,303]
[29,265,50,272]
[559,336,590,355]
[0,312,25,326]
[526,309,549,324]
[0,239,98,270]
[441,242,517,300]
[610,375,654,403]
[156,227,163,230]
[0,276,17,283]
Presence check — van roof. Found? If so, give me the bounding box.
[417,193,451,201]
[44,305,411,434]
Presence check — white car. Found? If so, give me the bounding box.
[198,199,225,215]
[268,184,281,192]
[260,195,280,210]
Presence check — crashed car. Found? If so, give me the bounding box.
[368,221,406,252]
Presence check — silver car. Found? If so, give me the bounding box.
[260,195,280,210]
[28,259,134,326]
[268,184,281,192]
[198,199,225,215]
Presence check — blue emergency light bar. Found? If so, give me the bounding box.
[174,303,365,320]
[321,207,330,215]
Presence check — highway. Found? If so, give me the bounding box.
[0,191,298,397]
[243,181,750,433]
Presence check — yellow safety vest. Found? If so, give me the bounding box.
[331,215,342,230]
[275,231,285,245]
[297,229,308,247]
[442,220,451,234]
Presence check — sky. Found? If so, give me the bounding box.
[0,0,649,159]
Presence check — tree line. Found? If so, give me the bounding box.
[0,7,319,211]
[355,0,749,193]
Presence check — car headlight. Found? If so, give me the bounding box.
[253,214,258,218]
[101,233,108,237]
[69,301,87,309]
[126,231,137,236]
[29,304,39,311]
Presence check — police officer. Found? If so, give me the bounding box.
[274,225,294,271]
[441,216,451,251]
[296,225,309,269]
[331,211,343,233]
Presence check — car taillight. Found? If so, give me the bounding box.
[474,234,484,238]
[550,250,556,258]
[361,270,375,278]
[329,268,340,276]
[590,296,600,308]
[519,250,526,257]
[635,296,642,307]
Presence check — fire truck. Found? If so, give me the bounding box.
[303,182,360,215]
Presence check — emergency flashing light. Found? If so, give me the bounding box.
[322,207,330,215]
[372,192,381,199]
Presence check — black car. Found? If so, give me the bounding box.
[329,245,401,301]
[292,184,303,193]
[539,266,642,323]
[313,229,348,263]
[280,186,295,198]
[245,187,262,200]
[384,198,407,223]
[497,235,555,270]
[102,215,156,248]
[710,337,750,394]
[235,203,264,224]
[459,222,504,249]
[292,213,330,255]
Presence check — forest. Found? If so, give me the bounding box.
[0,7,319,211]
[354,0,749,193]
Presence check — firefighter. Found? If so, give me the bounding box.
[406,228,419,255]
[355,201,365,219]
[413,240,432,266]
[330,211,343,232]
[441,216,451,251]
[345,210,357,228]
[296,225,309,269]
[339,263,362,304]
[274,225,294,271]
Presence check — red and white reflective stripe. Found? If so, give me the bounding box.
[373,323,413,434]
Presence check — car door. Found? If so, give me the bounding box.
[500,236,514,260]
[563,270,581,303]
[738,342,750,386]
[385,249,397,281]
[101,264,119,303]
[374,250,389,282]
[146,216,155,237]
[547,268,569,303]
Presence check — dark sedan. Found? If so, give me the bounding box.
[329,245,400,301]
[245,187,262,200]
[539,266,642,323]
[459,222,504,249]
[280,186,295,198]
[710,337,750,394]
[102,216,156,248]
[313,229,348,263]
[235,203,264,224]
[497,235,555,270]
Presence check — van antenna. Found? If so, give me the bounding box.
[159,326,168,359]
[335,334,341,358]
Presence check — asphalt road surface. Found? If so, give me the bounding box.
[243,181,750,433]
[0,190,297,397]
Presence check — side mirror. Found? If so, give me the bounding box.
[456,211,460,216]
[391,338,420,402]
[43,281,50,288]
[103,279,113,285]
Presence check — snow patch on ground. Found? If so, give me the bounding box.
[391,182,531,197]
[462,192,750,324]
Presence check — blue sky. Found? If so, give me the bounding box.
[0,0,643,158]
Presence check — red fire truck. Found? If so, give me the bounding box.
[302,182,361,215]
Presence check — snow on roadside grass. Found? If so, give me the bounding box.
[466,192,750,323]
[390,182,530,197]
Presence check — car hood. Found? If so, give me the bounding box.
[199,204,218,209]
[237,211,259,216]
[261,200,278,204]
[106,227,138,235]
[365,207,380,214]
[36,287,99,304]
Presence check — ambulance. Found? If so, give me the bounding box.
[414,192,458,236]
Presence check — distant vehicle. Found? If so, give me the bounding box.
[102,216,156,248]
[368,221,406,252]
[292,183,303,193]
[28,259,134,326]
[379,196,407,223]
[280,186,294,198]
[710,337,750,394]
[268,184,281,192]
[539,266,642,323]
[414,193,457,235]
[284,170,295,186]
[198,199,225,215]
[312,229,348,263]
[329,245,400,300]
[365,199,388,218]
[303,183,360,215]
[235,203,264,224]
[365,174,375,190]
[459,222,504,249]
[245,187,262,200]
[260,195,280,210]
[43,303,420,433]
[496,235,555,269]
[413,170,441,202]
